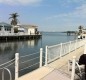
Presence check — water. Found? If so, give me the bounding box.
[0,32,77,79]
[0,32,77,63]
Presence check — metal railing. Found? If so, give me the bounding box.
[1,68,12,80]
[0,59,15,80]
[45,39,85,64]
[0,38,85,80]
[69,56,85,80]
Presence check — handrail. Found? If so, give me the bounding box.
[20,52,39,58]
[0,59,15,67]
[1,67,12,80]
[47,38,85,63]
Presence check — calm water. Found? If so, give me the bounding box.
[0,32,77,64]
[0,32,77,80]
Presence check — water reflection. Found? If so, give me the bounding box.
[0,38,41,64]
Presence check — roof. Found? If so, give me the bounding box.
[20,25,38,29]
[0,22,12,27]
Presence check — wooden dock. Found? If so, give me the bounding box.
[0,34,42,41]
[16,46,84,80]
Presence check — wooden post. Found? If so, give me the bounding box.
[45,46,48,66]
[15,53,19,80]
[39,48,43,68]
[71,56,76,80]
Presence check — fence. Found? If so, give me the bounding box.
[0,59,15,80]
[0,48,45,80]
[46,39,85,64]
[0,38,85,80]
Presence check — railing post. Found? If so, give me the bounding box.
[45,46,48,66]
[2,69,4,80]
[71,56,76,80]
[15,53,19,80]
[39,48,43,68]
[74,40,77,50]
[69,41,71,52]
[60,43,62,58]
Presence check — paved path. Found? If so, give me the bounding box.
[41,69,70,80]
[17,46,84,80]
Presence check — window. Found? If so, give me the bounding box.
[5,27,11,31]
[5,28,7,31]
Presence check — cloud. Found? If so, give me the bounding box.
[46,4,86,20]
[0,0,42,5]
[44,3,86,31]
[59,0,86,9]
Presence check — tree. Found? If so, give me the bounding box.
[9,13,19,26]
[78,25,83,30]
[9,13,19,33]
[78,25,83,35]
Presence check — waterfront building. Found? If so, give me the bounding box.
[0,22,41,41]
[0,22,40,35]
[20,25,39,35]
[78,26,86,39]
[0,22,13,35]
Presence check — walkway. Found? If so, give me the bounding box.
[17,46,84,80]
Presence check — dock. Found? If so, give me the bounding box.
[17,45,84,80]
[0,34,42,41]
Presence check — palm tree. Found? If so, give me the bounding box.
[9,13,19,33]
[78,25,83,35]
[9,13,19,26]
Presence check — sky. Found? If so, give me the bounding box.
[0,0,86,31]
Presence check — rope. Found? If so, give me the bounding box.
[20,52,39,58]
[0,59,15,67]
[20,57,39,64]
[19,62,39,71]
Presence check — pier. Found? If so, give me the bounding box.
[62,31,78,36]
[0,38,85,80]
[0,33,42,41]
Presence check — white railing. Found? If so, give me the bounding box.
[46,39,85,63]
[0,49,44,80]
[0,38,85,80]
[0,59,15,80]
[68,56,85,80]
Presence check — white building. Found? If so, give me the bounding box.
[0,22,40,36]
[0,22,13,35]
[20,25,39,35]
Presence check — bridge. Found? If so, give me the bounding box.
[0,38,85,80]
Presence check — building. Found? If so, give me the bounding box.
[0,22,13,35]
[0,22,40,36]
[20,25,39,35]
